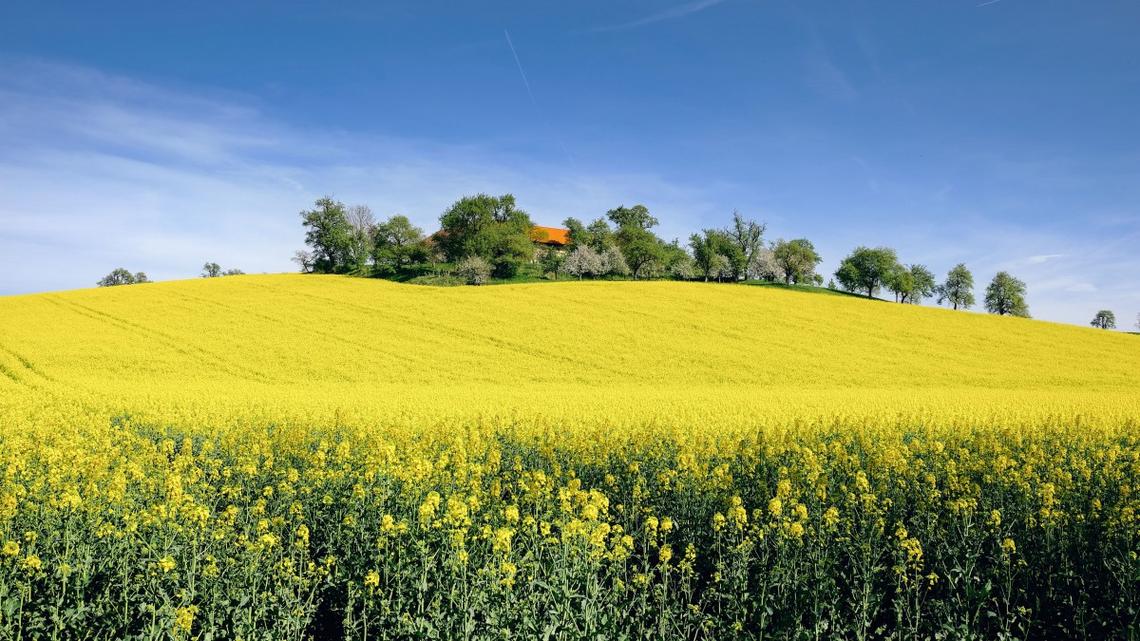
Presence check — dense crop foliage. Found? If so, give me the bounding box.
[1,275,1139,640]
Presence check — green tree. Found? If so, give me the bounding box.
[984,272,1030,317]
[538,247,566,279]
[771,238,822,285]
[888,264,936,304]
[606,204,657,231]
[1090,310,1116,329]
[97,268,148,287]
[372,215,427,274]
[834,246,900,298]
[689,229,735,282]
[725,211,766,281]
[300,197,356,274]
[606,205,664,279]
[936,263,976,310]
[201,262,222,278]
[438,194,534,278]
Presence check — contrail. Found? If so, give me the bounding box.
[504,29,539,109]
[976,0,1002,6]
[503,29,576,169]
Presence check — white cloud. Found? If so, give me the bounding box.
[0,58,722,294]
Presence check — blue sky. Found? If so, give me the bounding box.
[1,0,1138,327]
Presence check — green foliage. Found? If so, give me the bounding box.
[937,263,976,310]
[689,229,737,282]
[438,194,534,278]
[605,204,657,231]
[604,205,666,279]
[985,272,1030,317]
[300,197,358,274]
[725,212,766,280]
[203,262,243,278]
[771,238,822,285]
[887,264,936,304]
[1090,310,1116,329]
[371,215,428,276]
[538,247,567,279]
[97,268,148,287]
[835,246,900,298]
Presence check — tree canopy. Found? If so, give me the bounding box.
[771,238,822,285]
[438,194,534,278]
[372,215,427,274]
[97,269,149,287]
[834,246,899,298]
[984,272,1030,317]
[300,197,357,274]
[1090,310,1116,329]
[936,264,975,310]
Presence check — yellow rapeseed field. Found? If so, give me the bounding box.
[1,274,1138,640]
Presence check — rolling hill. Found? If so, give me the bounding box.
[1,273,1137,429]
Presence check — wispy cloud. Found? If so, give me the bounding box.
[1024,253,1065,265]
[591,0,728,32]
[0,59,720,295]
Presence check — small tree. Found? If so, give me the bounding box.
[538,247,566,279]
[455,256,492,285]
[97,268,148,287]
[600,246,630,277]
[887,264,936,304]
[222,269,245,276]
[202,262,222,278]
[564,246,603,280]
[834,246,900,297]
[771,238,822,285]
[936,263,975,310]
[725,211,766,281]
[689,229,735,282]
[984,272,1030,317]
[1090,310,1116,330]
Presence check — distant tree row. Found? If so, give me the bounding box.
[96,268,149,287]
[286,194,1140,328]
[201,262,244,278]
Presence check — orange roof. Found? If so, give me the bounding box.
[530,225,570,246]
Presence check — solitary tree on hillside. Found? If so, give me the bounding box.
[936,263,975,310]
[984,272,1030,317]
[834,246,900,298]
[771,238,822,285]
[1090,310,1116,329]
[202,262,222,278]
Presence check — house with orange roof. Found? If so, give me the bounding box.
[529,225,570,248]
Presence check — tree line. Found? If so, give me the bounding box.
[91,192,1134,330]
[291,193,1053,319]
